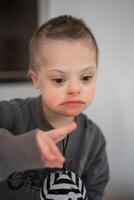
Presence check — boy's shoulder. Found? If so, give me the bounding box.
[78,112,101,132]
[0,95,41,117]
[0,96,40,108]
[77,113,105,143]
[0,96,41,133]
[9,96,40,106]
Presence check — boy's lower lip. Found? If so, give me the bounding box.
[60,101,84,108]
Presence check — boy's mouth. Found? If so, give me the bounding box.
[60,100,85,109]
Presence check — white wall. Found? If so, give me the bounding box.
[0,82,39,100]
[48,0,134,197]
[0,0,134,197]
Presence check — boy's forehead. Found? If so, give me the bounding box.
[39,38,96,54]
[38,39,97,66]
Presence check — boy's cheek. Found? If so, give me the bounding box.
[42,91,62,105]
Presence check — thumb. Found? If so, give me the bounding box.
[48,122,77,143]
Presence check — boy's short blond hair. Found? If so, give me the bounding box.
[29,15,99,70]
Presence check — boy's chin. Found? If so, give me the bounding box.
[62,110,81,117]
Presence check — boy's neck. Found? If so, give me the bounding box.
[42,105,75,129]
[47,115,74,129]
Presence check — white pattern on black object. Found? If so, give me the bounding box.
[40,171,87,200]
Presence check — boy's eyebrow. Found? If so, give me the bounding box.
[47,69,66,74]
[81,66,96,72]
[47,66,96,74]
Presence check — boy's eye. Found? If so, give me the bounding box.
[82,75,92,82]
[52,78,65,84]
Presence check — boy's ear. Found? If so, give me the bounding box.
[28,69,40,89]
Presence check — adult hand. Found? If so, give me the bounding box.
[36,122,77,168]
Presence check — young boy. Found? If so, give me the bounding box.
[0,15,109,199]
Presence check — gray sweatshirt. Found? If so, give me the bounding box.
[0,96,109,200]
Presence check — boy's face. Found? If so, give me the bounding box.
[30,39,97,118]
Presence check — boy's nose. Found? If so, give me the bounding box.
[67,81,81,95]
